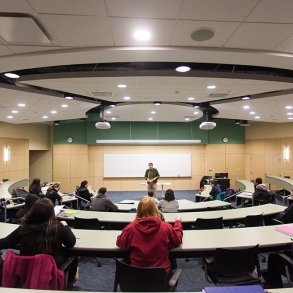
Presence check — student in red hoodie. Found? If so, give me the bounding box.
[116,196,183,274]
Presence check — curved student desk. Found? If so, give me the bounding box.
[116,199,231,212]
[57,203,285,230]
[235,179,255,193]
[266,175,293,192]
[195,184,212,202]
[0,222,292,258]
[0,178,29,198]
[0,289,291,293]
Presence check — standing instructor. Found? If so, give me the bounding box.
[144,162,160,197]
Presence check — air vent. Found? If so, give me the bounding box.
[209,93,229,98]
[90,91,112,97]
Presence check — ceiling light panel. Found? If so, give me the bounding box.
[0,15,51,44]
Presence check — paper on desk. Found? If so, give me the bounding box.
[275,224,293,237]
[59,209,78,217]
[54,205,65,216]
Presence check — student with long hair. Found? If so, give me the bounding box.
[0,198,77,283]
[158,189,179,213]
[116,197,182,273]
[75,180,93,209]
[29,178,43,196]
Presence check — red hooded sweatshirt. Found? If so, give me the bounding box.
[116,216,183,272]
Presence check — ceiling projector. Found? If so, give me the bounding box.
[199,121,216,130]
[95,121,111,129]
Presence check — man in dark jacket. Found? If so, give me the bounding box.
[91,187,118,212]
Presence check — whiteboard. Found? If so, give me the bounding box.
[104,153,191,178]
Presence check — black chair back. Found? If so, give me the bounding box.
[244,214,264,227]
[194,217,223,230]
[74,217,100,230]
[114,258,168,292]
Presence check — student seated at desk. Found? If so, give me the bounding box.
[253,183,272,205]
[209,179,222,199]
[0,198,77,284]
[144,190,159,204]
[15,194,39,222]
[46,183,62,206]
[116,197,182,274]
[29,178,44,197]
[276,203,293,223]
[75,180,93,210]
[91,187,118,212]
[158,189,179,213]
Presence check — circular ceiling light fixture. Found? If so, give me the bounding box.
[176,66,190,73]
[64,94,74,100]
[154,101,161,106]
[4,72,20,79]
[242,96,251,100]
[118,84,127,88]
[191,27,215,42]
[133,29,151,41]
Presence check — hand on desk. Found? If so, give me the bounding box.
[60,220,68,226]
[175,215,182,221]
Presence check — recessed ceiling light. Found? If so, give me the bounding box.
[185,117,190,121]
[176,66,190,73]
[242,96,251,100]
[106,110,112,114]
[111,117,117,121]
[4,72,20,79]
[64,94,74,100]
[207,85,216,89]
[187,97,195,101]
[148,117,153,121]
[255,116,260,119]
[11,110,18,114]
[288,117,293,120]
[287,112,293,115]
[194,111,199,115]
[123,96,130,100]
[7,115,13,119]
[193,104,199,109]
[42,115,48,119]
[51,110,57,114]
[151,111,156,114]
[133,30,151,41]
[61,104,68,108]
[285,105,293,109]
[249,111,255,115]
[243,105,250,109]
[118,84,127,88]
[110,104,116,107]
[18,103,26,107]
[154,102,161,106]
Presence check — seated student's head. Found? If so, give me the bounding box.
[31,178,41,186]
[80,180,88,188]
[98,187,107,195]
[24,198,55,224]
[137,197,161,219]
[255,177,263,185]
[147,191,154,198]
[52,183,60,190]
[164,189,175,202]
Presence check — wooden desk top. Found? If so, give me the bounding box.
[57,204,285,224]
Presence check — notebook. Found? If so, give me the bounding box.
[202,285,265,293]
[275,224,293,237]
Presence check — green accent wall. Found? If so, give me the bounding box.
[53,116,245,144]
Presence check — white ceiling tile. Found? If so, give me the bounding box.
[29,0,107,16]
[246,0,293,24]
[7,45,62,54]
[0,45,14,56]
[274,35,293,54]
[171,20,240,46]
[110,18,176,46]
[225,23,293,50]
[106,0,182,18]
[39,15,114,46]
[179,0,259,21]
[0,0,34,13]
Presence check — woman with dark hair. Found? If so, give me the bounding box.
[157,189,179,213]
[117,197,182,274]
[46,183,62,205]
[0,198,77,282]
[75,180,93,210]
[29,178,43,196]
